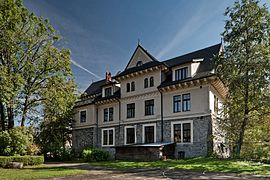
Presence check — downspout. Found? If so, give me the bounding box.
[116,98,121,145]
[159,90,164,142]
[96,105,99,148]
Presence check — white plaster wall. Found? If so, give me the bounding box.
[209,86,224,115]
[191,62,200,77]
[127,48,153,69]
[74,104,96,127]
[163,86,210,119]
[97,102,119,126]
[120,70,161,98]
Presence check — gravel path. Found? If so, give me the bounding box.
[39,163,270,180]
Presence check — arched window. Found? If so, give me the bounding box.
[126,83,130,92]
[144,78,148,88]
[131,81,135,91]
[136,61,143,67]
[150,77,154,87]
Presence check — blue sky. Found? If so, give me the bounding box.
[23,0,269,92]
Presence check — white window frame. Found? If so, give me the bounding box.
[103,107,113,122]
[79,109,87,124]
[124,125,137,145]
[171,120,193,144]
[142,123,156,143]
[101,128,115,147]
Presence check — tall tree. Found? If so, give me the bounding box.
[216,0,270,157]
[0,0,76,127]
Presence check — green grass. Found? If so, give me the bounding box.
[0,165,88,180]
[88,157,270,175]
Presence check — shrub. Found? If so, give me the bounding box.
[82,147,109,162]
[0,131,11,155]
[0,156,44,167]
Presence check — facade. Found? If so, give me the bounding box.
[72,43,228,159]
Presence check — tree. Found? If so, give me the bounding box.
[216,0,270,158]
[0,0,76,128]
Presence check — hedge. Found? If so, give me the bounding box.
[0,156,44,167]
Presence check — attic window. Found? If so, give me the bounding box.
[136,61,143,67]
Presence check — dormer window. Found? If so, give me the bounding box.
[136,61,143,67]
[105,87,112,97]
[175,67,188,81]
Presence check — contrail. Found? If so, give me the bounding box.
[71,59,102,79]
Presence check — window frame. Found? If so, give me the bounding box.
[182,93,191,112]
[101,128,115,147]
[127,103,135,119]
[124,125,137,145]
[79,110,87,123]
[171,120,193,144]
[131,81,135,91]
[173,95,181,113]
[103,107,113,122]
[145,99,154,116]
[104,87,112,97]
[142,123,156,144]
[175,67,188,81]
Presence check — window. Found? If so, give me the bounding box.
[131,81,135,91]
[126,83,130,92]
[127,103,135,118]
[182,93,191,111]
[144,78,148,88]
[149,77,154,87]
[145,99,154,116]
[125,126,136,144]
[143,124,156,143]
[102,128,114,146]
[173,95,181,113]
[136,61,143,67]
[175,67,188,81]
[214,95,218,114]
[171,121,193,143]
[80,110,86,123]
[105,87,112,97]
[104,107,113,122]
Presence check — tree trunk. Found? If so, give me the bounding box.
[7,103,14,129]
[0,102,5,131]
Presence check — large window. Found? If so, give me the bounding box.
[105,87,112,97]
[145,99,154,116]
[126,83,130,92]
[175,67,188,81]
[125,126,136,144]
[182,93,191,111]
[171,121,193,143]
[131,81,135,91]
[80,110,86,123]
[144,78,148,88]
[173,95,181,113]
[127,103,135,118]
[104,107,113,122]
[143,124,156,143]
[102,128,114,146]
[149,77,154,87]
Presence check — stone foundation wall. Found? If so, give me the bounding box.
[72,127,96,152]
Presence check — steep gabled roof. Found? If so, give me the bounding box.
[84,79,106,96]
[164,43,221,68]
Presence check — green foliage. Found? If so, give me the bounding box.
[0,156,44,167]
[215,0,270,157]
[0,127,36,156]
[82,147,109,162]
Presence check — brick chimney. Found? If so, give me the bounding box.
[106,71,112,82]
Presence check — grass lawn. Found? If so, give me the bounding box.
[0,165,88,180]
[89,157,270,175]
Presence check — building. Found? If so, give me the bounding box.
[72,43,228,159]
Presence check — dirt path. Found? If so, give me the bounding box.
[40,163,270,180]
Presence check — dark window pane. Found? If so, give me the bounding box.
[109,130,114,145]
[150,77,154,87]
[174,124,181,143]
[131,82,135,91]
[145,99,154,116]
[105,87,112,97]
[103,130,108,145]
[144,78,148,88]
[175,67,188,81]
[109,108,113,121]
[80,111,86,123]
[182,93,191,111]
[173,95,181,113]
[144,126,154,143]
[126,127,135,144]
[126,83,130,92]
[127,103,135,118]
[183,123,191,142]
[104,108,108,122]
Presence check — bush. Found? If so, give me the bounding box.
[82,148,109,162]
[0,131,11,155]
[0,156,44,167]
